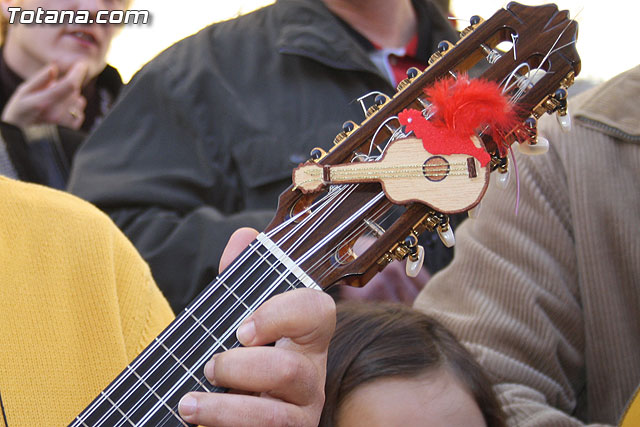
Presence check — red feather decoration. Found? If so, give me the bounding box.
[398,75,518,167]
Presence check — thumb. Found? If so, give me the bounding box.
[61,61,90,90]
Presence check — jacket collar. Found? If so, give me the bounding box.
[274,0,382,74]
[273,0,455,76]
[574,65,640,144]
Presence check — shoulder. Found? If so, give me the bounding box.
[0,176,145,271]
[0,176,116,229]
[572,65,640,141]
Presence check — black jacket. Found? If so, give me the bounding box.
[69,0,457,311]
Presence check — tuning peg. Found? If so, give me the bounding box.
[495,168,510,189]
[310,147,327,161]
[518,136,549,155]
[551,88,571,132]
[437,225,455,248]
[468,201,482,219]
[405,245,425,278]
[556,110,572,132]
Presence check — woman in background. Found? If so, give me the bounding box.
[0,0,126,188]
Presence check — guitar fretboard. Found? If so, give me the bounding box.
[70,233,318,427]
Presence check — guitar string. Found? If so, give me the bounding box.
[77,240,265,426]
[125,189,362,426]
[0,388,9,427]
[80,208,322,425]
[151,186,366,425]
[79,19,580,424]
[147,184,378,424]
[110,248,301,426]
[100,188,353,426]
[77,188,340,425]
[90,85,499,426]
[289,186,395,278]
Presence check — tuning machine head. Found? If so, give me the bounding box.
[513,117,549,156]
[552,88,572,132]
[490,155,510,189]
[333,120,360,146]
[397,67,423,92]
[428,40,455,65]
[459,15,484,39]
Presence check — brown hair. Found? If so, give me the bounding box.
[320,302,506,426]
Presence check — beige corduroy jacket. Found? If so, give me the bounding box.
[415,65,640,426]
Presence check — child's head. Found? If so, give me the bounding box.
[321,302,505,427]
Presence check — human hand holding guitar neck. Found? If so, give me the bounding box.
[1,61,88,130]
[178,228,336,427]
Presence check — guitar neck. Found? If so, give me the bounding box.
[70,233,318,427]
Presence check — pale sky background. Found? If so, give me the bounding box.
[108,1,639,85]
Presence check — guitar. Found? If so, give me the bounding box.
[70,3,580,425]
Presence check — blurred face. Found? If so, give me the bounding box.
[2,0,126,80]
[337,369,487,427]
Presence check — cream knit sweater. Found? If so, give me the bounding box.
[0,177,174,426]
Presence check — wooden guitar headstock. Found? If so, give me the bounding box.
[268,2,580,290]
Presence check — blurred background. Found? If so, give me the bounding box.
[109,1,639,85]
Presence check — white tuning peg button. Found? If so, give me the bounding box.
[437,226,456,248]
[405,245,425,278]
[468,201,482,219]
[557,111,572,132]
[518,136,549,155]
[495,169,510,189]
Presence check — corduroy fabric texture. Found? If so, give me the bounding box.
[415,66,640,426]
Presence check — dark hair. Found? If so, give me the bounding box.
[320,302,505,426]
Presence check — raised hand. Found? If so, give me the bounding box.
[1,61,88,130]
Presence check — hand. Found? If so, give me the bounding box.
[178,228,336,427]
[1,62,88,130]
[339,236,430,304]
[339,259,429,304]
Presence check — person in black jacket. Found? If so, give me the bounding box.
[0,0,125,189]
[69,0,461,311]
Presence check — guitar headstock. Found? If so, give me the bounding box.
[267,2,580,290]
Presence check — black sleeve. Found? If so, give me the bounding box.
[1,121,83,189]
[68,51,274,312]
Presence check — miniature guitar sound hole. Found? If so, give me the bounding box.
[422,156,450,182]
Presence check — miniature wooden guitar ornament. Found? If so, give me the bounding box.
[292,75,518,213]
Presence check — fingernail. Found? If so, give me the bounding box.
[178,394,197,418]
[204,358,215,382]
[236,319,256,344]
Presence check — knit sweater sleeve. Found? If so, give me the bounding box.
[0,177,174,426]
[414,118,590,426]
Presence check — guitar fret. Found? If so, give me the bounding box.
[101,392,135,426]
[156,338,211,393]
[219,280,251,311]
[125,366,189,427]
[189,313,229,351]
